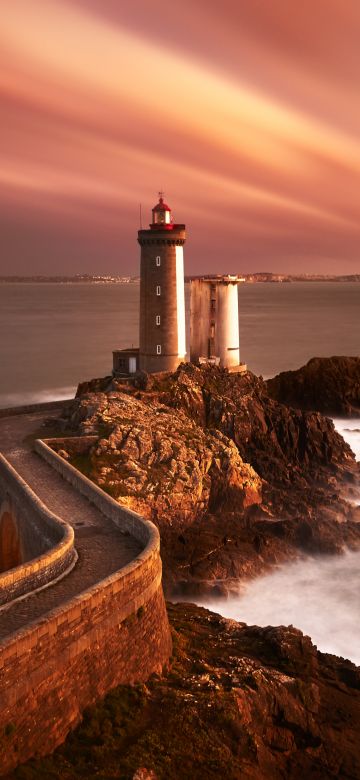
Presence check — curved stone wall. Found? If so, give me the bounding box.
[0,441,171,775]
[0,454,76,605]
[35,438,157,545]
[0,506,21,571]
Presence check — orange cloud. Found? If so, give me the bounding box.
[0,0,359,273]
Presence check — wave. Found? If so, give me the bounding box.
[194,551,360,665]
[333,418,360,462]
[192,416,360,665]
[0,386,76,409]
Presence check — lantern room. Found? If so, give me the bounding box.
[151,192,173,227]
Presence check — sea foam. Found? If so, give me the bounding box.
[333,418,360,461]
[193,419,360,665]
[195,551,360,665]
[0,387,76,410]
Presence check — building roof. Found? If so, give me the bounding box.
[152,196,171,212]
[188,275,244,284]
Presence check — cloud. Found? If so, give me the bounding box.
[1,0,359,273]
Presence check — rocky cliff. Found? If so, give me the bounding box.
[11,602,360,780]
[267,356,360,417]
[57,364,360,594]
[65,389,261,525]
[21,362,360,779]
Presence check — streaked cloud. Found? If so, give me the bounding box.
[1,0,360,273]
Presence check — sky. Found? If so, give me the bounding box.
[1,0,360,276]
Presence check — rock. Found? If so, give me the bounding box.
[132,769,158,780]
[156,363,357,485]
[57,449,69,460]
[59,364,360,595]
[17,602,360,780]
[76,375,114,396]
[65,391,262,534]
[266,356,360,417]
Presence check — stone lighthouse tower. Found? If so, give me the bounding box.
[138,194,186,373]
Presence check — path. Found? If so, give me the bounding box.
[0,408,141,641]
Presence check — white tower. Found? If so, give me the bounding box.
[190,276,243,369]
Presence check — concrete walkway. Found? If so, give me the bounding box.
[0,408,141,641]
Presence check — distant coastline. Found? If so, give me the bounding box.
[1,273,359,284]
[0,274,140,284]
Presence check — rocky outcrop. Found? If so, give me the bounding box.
[142,363,359,517]
[160,365,354,476]
[267,356,360,417]
[19,363,360,779]
[13,602,360,780]
[64,390,262,531]
[75,375,113,397]
[56,364,360,594]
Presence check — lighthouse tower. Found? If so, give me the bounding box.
[138,194,186,373]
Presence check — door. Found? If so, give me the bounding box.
[129,356,137,374]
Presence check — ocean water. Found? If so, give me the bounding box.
[193,416,360,664]
[332,418,360,462]
[0,281,359,407]
[194,550,360,664]
[1,280,359,663]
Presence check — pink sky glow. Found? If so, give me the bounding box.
[1,0,360,274]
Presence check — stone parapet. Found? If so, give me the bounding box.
[0,438,171,775]
[35,439,157,547]
[0,454,76,605]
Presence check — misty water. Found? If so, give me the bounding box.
[194,550,360,664]
[333,418,360,462]
[0,281,359,663]
[188,418,360,664]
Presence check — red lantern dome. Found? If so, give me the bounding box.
[151,192,173,228]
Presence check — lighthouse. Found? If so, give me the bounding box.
[112,194,247,379]
[137,194,186,373]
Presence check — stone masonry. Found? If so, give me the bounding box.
[0,407,172,775]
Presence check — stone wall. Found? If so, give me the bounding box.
[0,442,172,775]
[0,453,75,605]
[35,438,157,544]
[48,434,98,456]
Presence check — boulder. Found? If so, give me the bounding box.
[266,356,360,417]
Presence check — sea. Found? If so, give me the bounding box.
[0,280,359,407]
[1,280,359,662]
